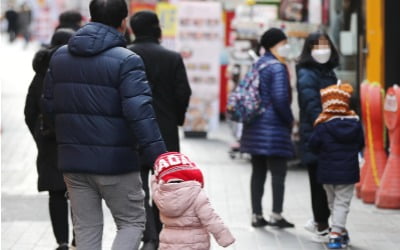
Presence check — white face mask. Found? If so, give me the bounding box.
[311,48,331,64]
[277,44,291,58]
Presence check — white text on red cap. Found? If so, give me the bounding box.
[154,153,195,176]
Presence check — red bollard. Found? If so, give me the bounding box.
[360,83,387,204]
[376,85,400,209]
[356,82,370,198]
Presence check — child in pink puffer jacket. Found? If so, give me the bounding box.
[151,152,235,250]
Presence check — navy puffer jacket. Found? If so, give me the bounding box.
[308,117,364,184]
[296,66,337,165]
[240,53,294,158]
[42,22,166,174]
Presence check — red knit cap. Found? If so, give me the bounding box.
[154,152,204,187]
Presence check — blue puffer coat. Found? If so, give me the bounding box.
[296,66,337,165]
[42,22,166,174]
[308,117,364,184]
[240,53,294,158]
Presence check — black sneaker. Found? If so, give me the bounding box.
[270,217,295,228]
[140,240,158,250]
[251,214,269,227]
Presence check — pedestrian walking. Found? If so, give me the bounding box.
[128,11,192,250]
[24,28,77,250]
[151,152,235,250]
[41,0,167,249]
[17,3,31,46]
[5,5,18,42]
[308,83,364,249]
[240,28,295,228]
[296,31,340,241]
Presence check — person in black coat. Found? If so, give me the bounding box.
[5,5,18,42]
[24,28,76,250]
[296,31,340,242]
[128,11,192,250]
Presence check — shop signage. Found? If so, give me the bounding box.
[176,1,223,134]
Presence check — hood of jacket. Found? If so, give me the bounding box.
[325,117,361,143]
[68,22,126,56]
[156,181,202,217]
[32,48,52,74]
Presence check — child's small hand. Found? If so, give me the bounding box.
[218,231,235,248]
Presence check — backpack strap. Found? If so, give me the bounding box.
[256,58,281,71]
[255,58,281,110]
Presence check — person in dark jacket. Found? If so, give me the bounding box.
[41,0,167,249]
[240,28,295,228]
[128,11,191,250]
[55,10,83,31]
[5,5,18,42]
[17,3,31,46]
[24,28,76,250]
[296,31,340,241]
[308,83,364,249]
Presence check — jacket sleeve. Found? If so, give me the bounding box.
[195,190,235,248]
[24,75,40,135]
[173,56,191,126]
[265,63,293,126]
[297,69,322,123]
[308,124,322,153]
[150,175,159,200]
[119,54,167,166]
[40,68,55,128]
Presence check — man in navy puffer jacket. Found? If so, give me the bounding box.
[42,0,167,249]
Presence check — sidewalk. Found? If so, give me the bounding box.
[2,37,400,250]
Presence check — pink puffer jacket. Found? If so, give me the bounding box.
[151,176,235,250]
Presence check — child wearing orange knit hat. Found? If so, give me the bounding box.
[308,82,364,249]
[151,152,235,250]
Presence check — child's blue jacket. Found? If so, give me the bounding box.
[308,117,364,184]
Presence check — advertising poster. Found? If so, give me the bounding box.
[176,1,223,135]
[156,2,177,51]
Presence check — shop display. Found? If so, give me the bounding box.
[279,0,308,22]
[176,1,223,134]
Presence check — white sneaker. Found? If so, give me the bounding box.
[311,229,330,243]
[304,219,317,233]
[304,219,330,243]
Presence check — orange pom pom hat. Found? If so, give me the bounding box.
[314,82,357,126]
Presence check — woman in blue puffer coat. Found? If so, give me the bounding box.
[240,28,294,228]
[296,31,340,241]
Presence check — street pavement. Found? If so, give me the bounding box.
[1,36,400,250]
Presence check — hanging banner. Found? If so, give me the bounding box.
[176,1,223,134]
[130,3,156,14]
[156,2,177,50]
